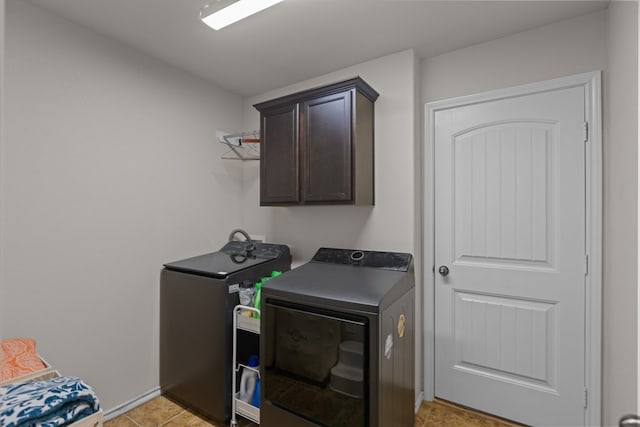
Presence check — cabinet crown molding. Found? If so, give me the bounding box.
[254,76,379,111]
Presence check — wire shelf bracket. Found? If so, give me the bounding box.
[217,130,260,161]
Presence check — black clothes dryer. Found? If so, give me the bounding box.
[260,247,415,427]
[160,240,291,423]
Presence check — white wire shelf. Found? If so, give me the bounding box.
[217,130,260,161]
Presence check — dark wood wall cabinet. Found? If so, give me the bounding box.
[254,77,379,206]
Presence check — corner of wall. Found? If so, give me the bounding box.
[604,1,639,424]
[0,0,6,341]
[410,48,425,399]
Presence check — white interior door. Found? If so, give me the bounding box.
[434,86,586,426]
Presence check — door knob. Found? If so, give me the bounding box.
[620,415,640,427]
[438,266,450,276]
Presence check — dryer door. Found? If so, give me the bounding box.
[263,301,368,427]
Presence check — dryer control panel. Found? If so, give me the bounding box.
[311,247,412,271]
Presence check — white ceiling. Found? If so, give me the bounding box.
[26,0,609,97]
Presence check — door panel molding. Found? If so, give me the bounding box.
[423,71,602,426]
[452,291,557,390]
[452,120,556,268]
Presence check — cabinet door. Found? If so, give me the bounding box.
[301,91,353,202]
[260,103,299,205]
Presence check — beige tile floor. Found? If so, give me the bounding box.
[417,400,525,426]
[104,395,524,427]
[103,396,257,427]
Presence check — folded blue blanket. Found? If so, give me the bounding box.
[0,376,100,427]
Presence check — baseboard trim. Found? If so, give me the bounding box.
[415,390,425,412]
[107,387,425,419]
[104,387,161,421]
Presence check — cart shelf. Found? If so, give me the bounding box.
[231,305,260,426]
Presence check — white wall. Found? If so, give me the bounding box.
[2,0,244,412]
[422,10,607,102]
[0,0,5,342]
[422,7,638,425]
[605,1,639,424]
[240,49,423,397]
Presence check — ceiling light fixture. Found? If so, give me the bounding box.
[200,0,284,31]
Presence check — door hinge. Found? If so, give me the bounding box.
[584,254,589,275]
[584,388,589,409]
[583,121,589,142]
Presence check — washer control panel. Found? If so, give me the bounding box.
[221,241,289,260]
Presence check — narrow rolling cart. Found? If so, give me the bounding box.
[231,305,260,426]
